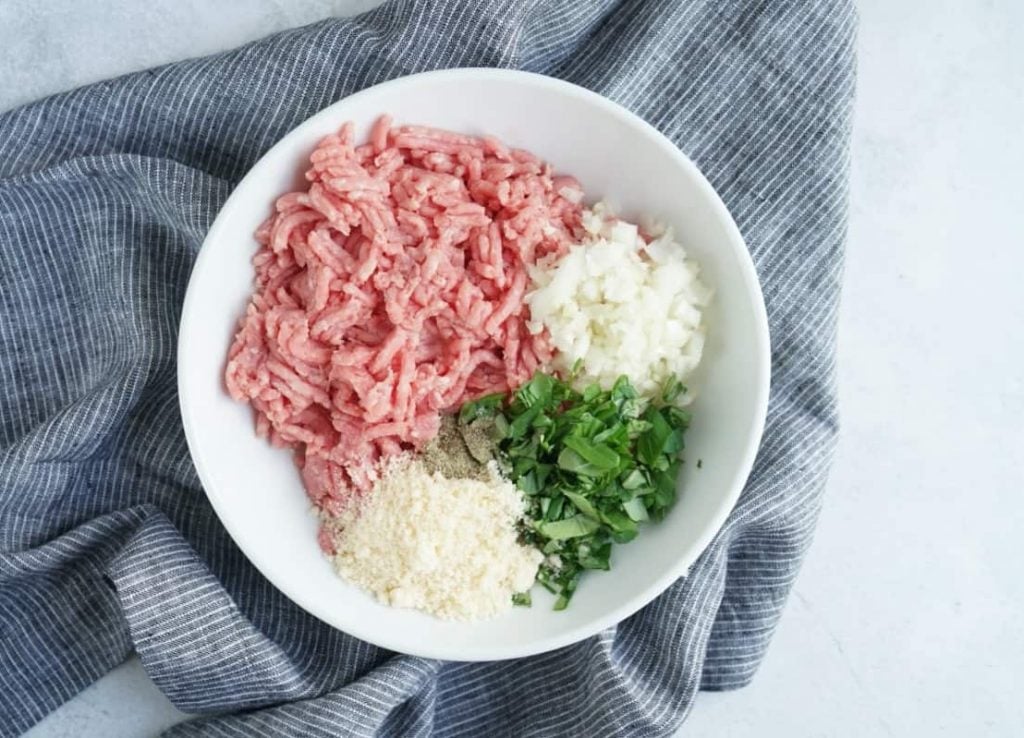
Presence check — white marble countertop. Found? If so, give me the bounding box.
[7,0,1023,735]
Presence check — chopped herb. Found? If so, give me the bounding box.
[458,392,505,424]
[622,496,649,522]
[563,490,600,521]
[464,372,690,609]
[537,514,600,540]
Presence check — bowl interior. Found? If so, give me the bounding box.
[178,69,769,661]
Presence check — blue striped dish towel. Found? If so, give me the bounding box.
[0,1,854,735]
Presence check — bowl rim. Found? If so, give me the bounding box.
[178,67,771,661]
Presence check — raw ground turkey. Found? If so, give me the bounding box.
[225,117,582,527]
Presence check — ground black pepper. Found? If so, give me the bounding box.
[421,414,498,480]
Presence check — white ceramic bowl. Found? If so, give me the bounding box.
[178,68,770,661]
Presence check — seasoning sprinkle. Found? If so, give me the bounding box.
[421,414,498,481]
